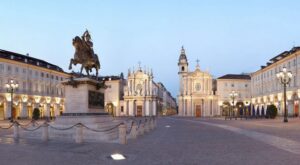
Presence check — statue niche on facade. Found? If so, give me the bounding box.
[69,30,101,78]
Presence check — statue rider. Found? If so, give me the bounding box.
[81,30,95,58]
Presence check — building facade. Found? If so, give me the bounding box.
[156,82,177,115]
[103,75,126,116]
[0,49,70,120]
[122,66,158,116]
[251,47,300,117]
[177,47,218,117]
[216,74,251,116]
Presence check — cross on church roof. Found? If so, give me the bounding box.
[138,61,142,71]
[196,59,200,69]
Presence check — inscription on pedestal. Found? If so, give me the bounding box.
[88,91,104,109]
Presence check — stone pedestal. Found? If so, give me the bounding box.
[64,77,106,114]
[47,78,118,142]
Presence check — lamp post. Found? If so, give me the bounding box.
[229,91,238,120]
[276,67,292,123]
[5,79,19,122]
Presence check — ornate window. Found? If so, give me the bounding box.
[195,83,201,91]
[136,83,143,95]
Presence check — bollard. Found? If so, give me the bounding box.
[42,122,49,142]
[119,123,127,144]
[13,123,19,139]
[154,117,157,128]
[145,119,150,133]
[130,122,138,139]
[150,118,154,130]
[75,124,83,144]
[139,123,145,136]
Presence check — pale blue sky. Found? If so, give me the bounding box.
[1,0,300,97]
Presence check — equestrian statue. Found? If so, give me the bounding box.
[69,30,101,78]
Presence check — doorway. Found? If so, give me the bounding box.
[294,103,299,117]
[0,104,4,120]
[195,105,201,117]
[137,106,143,117]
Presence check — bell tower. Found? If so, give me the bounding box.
[178,46,188,74]
[178,46,189,96]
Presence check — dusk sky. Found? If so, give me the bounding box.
[1,0,300,97]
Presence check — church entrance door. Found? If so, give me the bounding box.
[294,103,299,117]
[137,106,143,117]
[0,104,4,120]
[196,105,201,117]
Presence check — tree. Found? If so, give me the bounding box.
[266,104,278,119]
[32,108,40,120]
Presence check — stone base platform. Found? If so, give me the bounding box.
[21,114,126,143]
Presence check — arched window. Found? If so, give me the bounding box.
[181,66,185,71]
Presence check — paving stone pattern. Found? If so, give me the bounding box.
[0,118,300,165]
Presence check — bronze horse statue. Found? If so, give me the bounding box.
[69,30,100,78]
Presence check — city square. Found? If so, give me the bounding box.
[1,0,300,164]
[1,117,300,165]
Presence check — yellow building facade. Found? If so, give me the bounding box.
[0,50,70,120]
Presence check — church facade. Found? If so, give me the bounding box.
[123,66,158,116]
[177,47,219,117]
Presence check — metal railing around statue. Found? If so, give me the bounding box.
[0,116,157,144]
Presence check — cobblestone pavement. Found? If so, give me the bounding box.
[1,117,300,165]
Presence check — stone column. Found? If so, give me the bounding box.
[152,100,157,116]
[54,103,60,117]
[145,100,150,116]
[44,103,50,118]
[191,98,194,117]
[183,99,186,116]
[287,100,294,116]
[4,101,11,119]
[149,100,152,116]
[132,101,136,116]
[142,101,146,116]
[20,102,28,119]
[128,101,133,116]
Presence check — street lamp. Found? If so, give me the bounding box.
[229,91,238,120]
[276,67,292,123]
[5,79,19,122]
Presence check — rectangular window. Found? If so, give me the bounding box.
[0,79,2,90]
[7,65,11,72]
[0,64,4,72]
